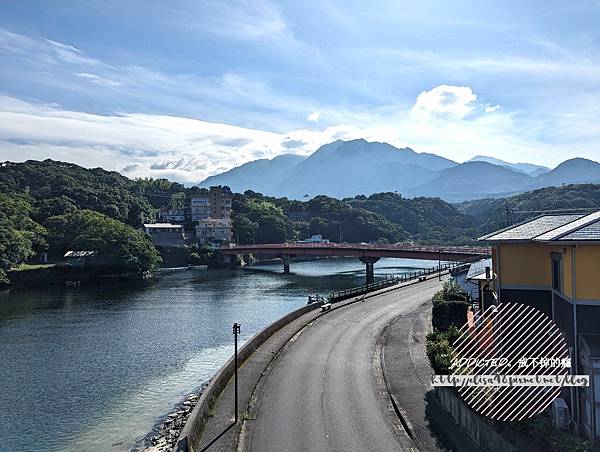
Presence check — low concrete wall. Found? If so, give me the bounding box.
[435,387,520,452]
[175,302,321,451]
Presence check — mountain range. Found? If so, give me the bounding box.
[199,139,600,202]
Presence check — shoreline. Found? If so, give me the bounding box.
[4,266,154,289]
[133,382,209,452]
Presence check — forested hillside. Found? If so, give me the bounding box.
[458,184,600,235]
[4,159,600,283]
[0,160,162,282]
[231,192,408,245]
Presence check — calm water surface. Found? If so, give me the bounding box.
[0,257,437,451]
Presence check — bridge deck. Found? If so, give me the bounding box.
[220,243,490,261]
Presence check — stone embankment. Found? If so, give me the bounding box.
[134,383,208,452]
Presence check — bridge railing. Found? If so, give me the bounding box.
[326,256,481,303]
[222,242,491,255]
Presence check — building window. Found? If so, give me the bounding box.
[552,255,562,292]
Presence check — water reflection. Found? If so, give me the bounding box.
[0,257,436,451]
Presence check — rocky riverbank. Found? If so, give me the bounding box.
[133,383,208,452]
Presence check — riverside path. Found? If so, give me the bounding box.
[243,277,445,452]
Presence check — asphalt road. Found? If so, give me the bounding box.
[246,278,444,452]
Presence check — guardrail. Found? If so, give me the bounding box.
[327,257,479,303]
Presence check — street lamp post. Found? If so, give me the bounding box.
[233,323,241,423]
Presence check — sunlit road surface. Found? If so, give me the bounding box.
[247,278,444,452]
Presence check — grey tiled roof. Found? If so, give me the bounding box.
[467,258,492,279]
[533,211,600,241]
[555,220,600,241]
[481,214,583,242]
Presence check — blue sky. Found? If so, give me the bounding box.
[0,0,599,183]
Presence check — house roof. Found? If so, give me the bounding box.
[143,223,183,229]
[479,214,583,242]
[480,211,600,243]
[64,251,97,258]
[467,258,492,280]
[532,211,600,242]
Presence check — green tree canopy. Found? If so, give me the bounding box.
[46,210,161,271]
[0,192,47,282]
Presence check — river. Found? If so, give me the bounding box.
[0,257,439,451]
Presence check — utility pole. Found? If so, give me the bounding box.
[438,249,441,281]
[233,323,241,423]
[505,200,511,227]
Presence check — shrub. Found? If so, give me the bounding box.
[426,326,461,374]
[432,280,468,307]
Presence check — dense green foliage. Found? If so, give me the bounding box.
[347,193,479,244]
[426,281,469,374]
[231,191,407,244]
[0,160,155,226]
[432,280,469,307]
[0,192,47,282]
[0,161,162,280]
[426,326,460,375]
[45,210,161,271]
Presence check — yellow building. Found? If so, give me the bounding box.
[480,211,600,441]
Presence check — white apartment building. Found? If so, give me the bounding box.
[195,218,233,244]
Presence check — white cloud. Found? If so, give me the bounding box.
[76,72,123,87]
[167,0,290,42]
[412,85,477,118]
[45,39,100,65]
[0,83,597,186]
[306,111,321,122]
[0,96,355,183]
[485,104,501,113]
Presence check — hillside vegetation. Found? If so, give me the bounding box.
[0,160,162,282]
[3,159,600,283]
[458,184,600,235]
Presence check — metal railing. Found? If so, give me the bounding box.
[327,256,481,303]
[222,242,490,255]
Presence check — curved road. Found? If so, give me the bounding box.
[245,278,444,452]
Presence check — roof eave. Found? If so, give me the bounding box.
[541,240,600,245]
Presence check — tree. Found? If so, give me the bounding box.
[46,210,162,271]
[0,192,47,282]
[232,214,258,244]
[255,215,290,243]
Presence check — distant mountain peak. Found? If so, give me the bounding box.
[196,139,600,202]
[556,157,600,167]
[468,155,549,175]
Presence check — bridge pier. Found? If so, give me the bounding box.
[359,256,380,284]
[282,254,293,274]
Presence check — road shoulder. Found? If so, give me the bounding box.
[381,301,479,451]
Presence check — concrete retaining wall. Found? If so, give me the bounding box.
[175,302,321,451]
[435,387,520,452]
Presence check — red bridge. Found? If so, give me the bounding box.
[221,243,491,283]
